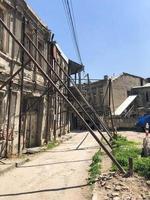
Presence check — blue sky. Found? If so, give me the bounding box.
[26,0,150,79]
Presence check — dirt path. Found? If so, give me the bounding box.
[0,132,100,200]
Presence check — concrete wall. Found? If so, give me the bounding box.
[112,73,144,110]
[131,86,150,109]
[80,73,144,115]
[111,117,137,129]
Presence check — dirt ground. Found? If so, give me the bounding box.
[0,131,100,200]
[0,130,149,200]
[92,131,150,200]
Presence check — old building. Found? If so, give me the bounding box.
[0,0,71,157]
[82,73,144,115]
[130,83,150,115]
[71,72,145,129]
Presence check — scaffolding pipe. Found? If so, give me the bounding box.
[0,18,126,174]
[53,57,113,139]
[18,16,26,155]
[0,68,22,91]
[26,34,112,148]
[27,35,112,140]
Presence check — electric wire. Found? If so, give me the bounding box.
[61,0,83,65]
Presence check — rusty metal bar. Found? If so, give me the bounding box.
[25,34,112,148]
[0,17,126,173]
[5,81,12,157]
[27,34,112,139]
[108,79,116,136]
[52,57,113,139]
[18,16,26,155]
[76,132,89,150]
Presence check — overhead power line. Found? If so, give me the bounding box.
[62,0,83,65]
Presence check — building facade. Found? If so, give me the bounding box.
[0,0,70,157]
[82,73,144,115]
[70,73,145,129]
[131,83,150,115]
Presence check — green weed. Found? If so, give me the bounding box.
[47,141,60,149]
[112,135,150,179]
[88,150,102,184]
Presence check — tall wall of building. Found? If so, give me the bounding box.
[0,0,70,157]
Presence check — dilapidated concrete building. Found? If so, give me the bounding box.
[0,0,73,157]
[81,73,144,114]
[71,73,145,129]
[130,83,150,115]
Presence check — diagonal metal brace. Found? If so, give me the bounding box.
[0,18,126,174]
[25,33,112,148]
[0,67,22,90]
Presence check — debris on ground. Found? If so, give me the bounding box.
[93,172,150,200]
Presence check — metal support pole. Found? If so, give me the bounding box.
[55,60,113,139]
[108,79,116,136]
[5,82,12,157]
[59,97,62,137]
[53,93,57,141]
[45,39,51,144]
[0,68,22,91]
[0,18,126,174]
[78,72,81,89]
[76,132,89,150]
[128,157,133,176]
[25,35,112,148]
[18,16,25,155]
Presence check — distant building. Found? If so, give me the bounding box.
[83,72,144,114]
[70,72,145,129]
[131,83,150,115]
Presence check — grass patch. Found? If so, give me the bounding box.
[112,135,150,179]
[47,140,60,149]
[88,150,102,184]
[134,158,150,179]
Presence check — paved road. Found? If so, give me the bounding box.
[0,132,100,200]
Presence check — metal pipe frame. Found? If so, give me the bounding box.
[18,16,26,155]
[51,53,113,139]
[25,34,112,148]
[0,68,22,91]
[108,79,116,135]
[0,18,126,174]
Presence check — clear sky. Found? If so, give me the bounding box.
[26,0,150,79]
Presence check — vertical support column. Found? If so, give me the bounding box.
[49,42,54,141]
[128,157,133,177]
[78,72,81,89]
[5,82,12,157]
[59,96,62,137]
[18,16,25,155]
[108,79,116,136]
[5,4,17,157]
[45,39,51,144]
[75,73,77,85]
[53,92,57,141]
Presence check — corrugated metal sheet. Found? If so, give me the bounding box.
[114,95,137,116]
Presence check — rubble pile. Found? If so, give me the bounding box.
[96,172,150,200]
